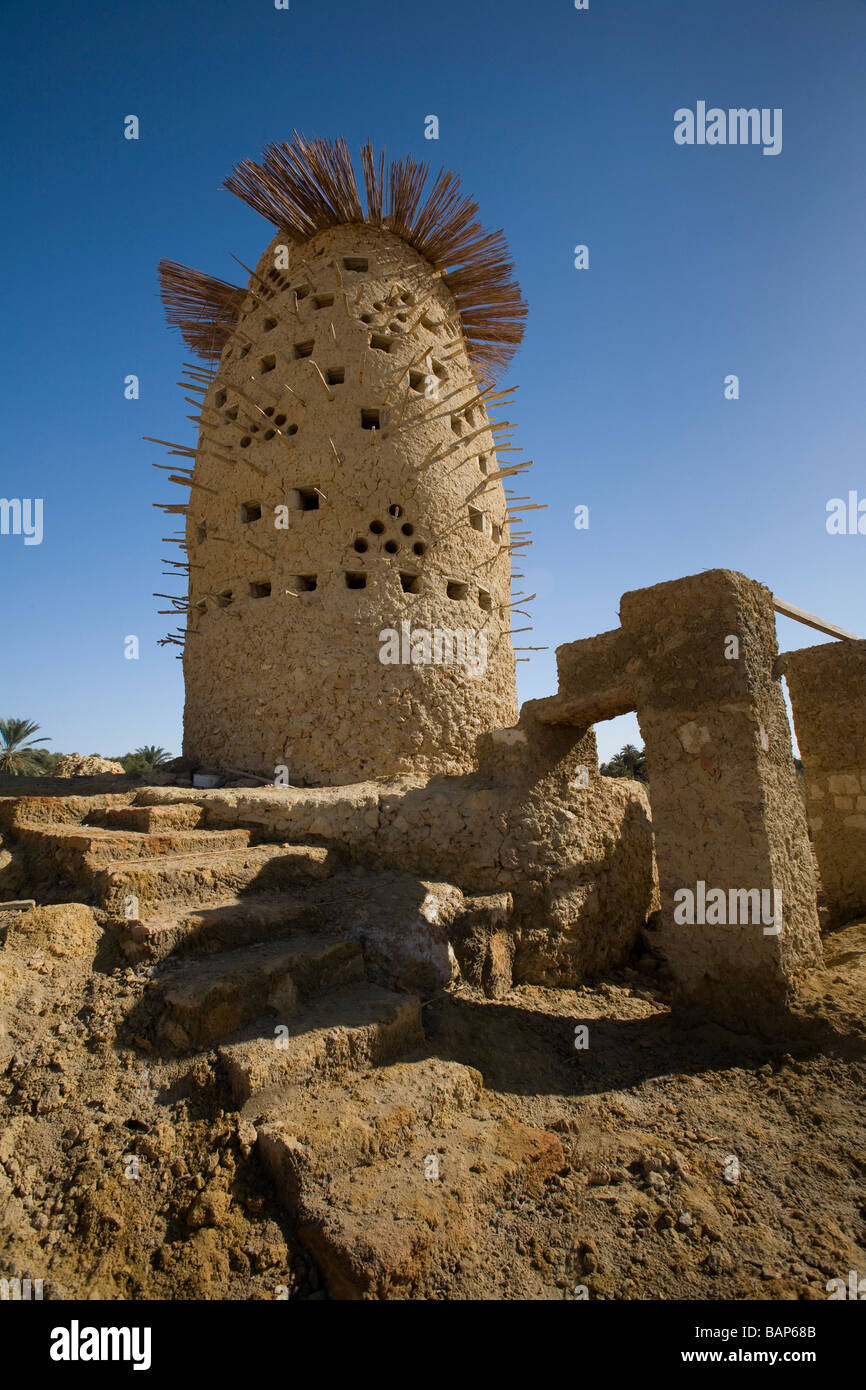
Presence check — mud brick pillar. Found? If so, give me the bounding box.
[538,570,823,1032]
[619,571,822,1031]
[784,640,866,926]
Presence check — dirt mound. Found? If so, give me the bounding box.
[54,754,126,778]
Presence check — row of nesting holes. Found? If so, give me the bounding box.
[205,575,491,606]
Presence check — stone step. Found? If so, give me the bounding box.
[219,983,423,1108]
[3,793,135,831]
[155,934,366,1051]
[103,803,206,833]
[95,843,339,916]
[16,821,250,873]
[255,1058,564,1299]
[120,891,324,962]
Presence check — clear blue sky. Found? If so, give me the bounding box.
[1,0,863,762]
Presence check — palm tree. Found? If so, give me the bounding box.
[0,718,50,775]
[134,745,172,769]
[600,743,649,784]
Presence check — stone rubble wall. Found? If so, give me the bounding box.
[784,639,866,927]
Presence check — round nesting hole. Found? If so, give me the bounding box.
[240,436,252,448]
[369,520,385,535]
[401,523,414,536]
[360,313,373,324]
[274,414,287,426]
[384,540,399,555]
[264,429,276,440]
[264,406,275,417]
[388,504,403,518]
[373,300,385,310]
[413,541,426,556]
[353,538,368,553]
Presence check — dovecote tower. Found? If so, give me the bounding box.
[156,135,534,786]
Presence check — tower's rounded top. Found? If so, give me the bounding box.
[160,133,526,381]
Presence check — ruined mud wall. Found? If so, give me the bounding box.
[785,639,866,926]
[182,225,517,785]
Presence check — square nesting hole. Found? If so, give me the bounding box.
[325,368,345,386]
[345,572,367,589]
[217,590,233,608]
[478,589,493,612]
[370,333,393,353]
[343,257,369,272]
[468,506,485,533]
[250,580,271,598]
[259,354,276,374]
[294,285,310,301]
[293,574,317,592]
[294,340,314,359]
[262,317,277,332]
[400,572,421,594]
[450,414,464,435]
[240,501,262,524]
[297,487,320,511]
[446,579,469,601]
[361,408,381,430]
[314,293,335,309]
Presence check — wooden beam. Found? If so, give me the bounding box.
[773,596,861,643]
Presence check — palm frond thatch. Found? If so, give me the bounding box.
[161,133,527,378]
[157,261,247,363]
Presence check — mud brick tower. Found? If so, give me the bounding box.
[156,135,531,785]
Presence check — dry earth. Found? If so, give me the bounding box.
[1,889,863,1301]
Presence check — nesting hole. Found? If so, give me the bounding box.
[325,368,345,386]
[400,572,421,594]
[260,355,276,374]
[370,334,393,353]
[478,589,492,612]
[361,409,381,430]
[345,572,367,589]
[298,487,320,511]
[343,257,369,272]
[240,501,262,524]
[353,538,368,553]
[295,574,317,592]
[250,580,271,599]
[446,580,469,601]
[384,540,399,554]
[294,340,314,359]
[369,519,385,535]
[314,293,335,309]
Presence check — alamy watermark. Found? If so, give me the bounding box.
[1,498,43,545]
[379,621,487,679]
[674,104,782,156]
[673,881,782,935]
